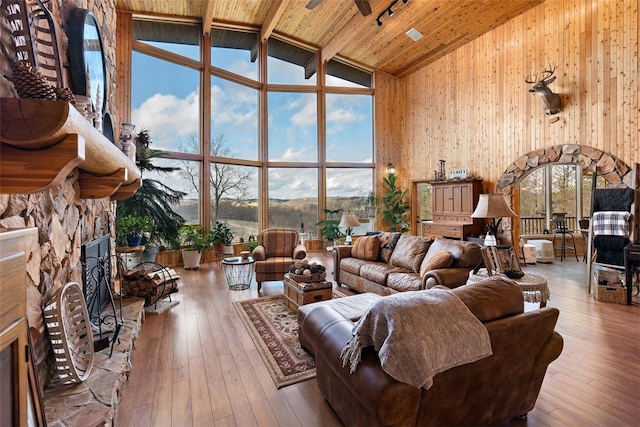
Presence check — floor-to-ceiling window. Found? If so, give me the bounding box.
[130,19,374,242]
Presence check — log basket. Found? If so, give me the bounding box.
[43,282,94,385]
[121,262,180,307]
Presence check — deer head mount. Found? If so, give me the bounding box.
[525,67,563,115]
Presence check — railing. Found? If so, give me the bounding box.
[520,217,578,234]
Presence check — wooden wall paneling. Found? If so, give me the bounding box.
[400,0,638,206]
[116,11,133,126]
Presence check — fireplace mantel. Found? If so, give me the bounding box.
[0,98,141,200]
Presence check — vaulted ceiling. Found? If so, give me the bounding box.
[116,0,545,77]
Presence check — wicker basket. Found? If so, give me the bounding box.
[288,271,327,283]
[593,268,627,304]
[43,282,94,385]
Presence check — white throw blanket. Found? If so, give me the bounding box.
[340,289,492,389]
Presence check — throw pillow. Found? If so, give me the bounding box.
[389,234,433,273]
[378,232,401,263]
[419,250,453,277]
[351,235,380,261]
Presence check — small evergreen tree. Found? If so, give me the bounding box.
[116,130,186,248]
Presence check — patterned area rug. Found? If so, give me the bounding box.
[233,289,347,388]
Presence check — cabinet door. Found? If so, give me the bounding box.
[451,182,475,215]
[433,185,452,215]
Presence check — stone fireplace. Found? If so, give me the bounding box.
[0,0,137,423]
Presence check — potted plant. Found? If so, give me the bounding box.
[208,221,234,254]
[116,129,186,259]
[117,215,153,247]
[382,174,409,233]
[179,225,210,270]
[316,208,345,246]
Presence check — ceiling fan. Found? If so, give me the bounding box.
[306,0,372,17]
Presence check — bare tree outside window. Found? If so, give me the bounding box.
[179,135,256,233]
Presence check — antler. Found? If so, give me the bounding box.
[526,64,556,84]
[540,64,556,81]
[524,72,539,84]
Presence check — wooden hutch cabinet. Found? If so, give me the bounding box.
[421,179,483,240]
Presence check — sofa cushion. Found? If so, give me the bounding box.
[340,257,370,276]
[360,263,403,284]
[419,250,453,277]
[378,232,401,263]
[389,234,433,273]
[386,272,422,292]
[352,235,380,261]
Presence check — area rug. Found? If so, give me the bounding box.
[233,289,347,388]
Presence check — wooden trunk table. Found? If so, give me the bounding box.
[283,273,332,312]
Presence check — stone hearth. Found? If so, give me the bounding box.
[43,297,145,427]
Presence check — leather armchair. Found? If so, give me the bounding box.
[252,227,306,290]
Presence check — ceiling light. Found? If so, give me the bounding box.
[377,0,411,27]
[406,27,423,41]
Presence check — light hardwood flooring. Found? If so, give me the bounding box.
[116,254,640,426]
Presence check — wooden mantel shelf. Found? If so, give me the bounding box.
[0,98,141,199]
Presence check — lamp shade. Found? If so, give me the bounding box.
[471,193,517,219]
[339,213,361,229]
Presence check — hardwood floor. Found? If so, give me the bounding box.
[116,254,640,427]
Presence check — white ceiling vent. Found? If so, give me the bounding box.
[406,28,423,42]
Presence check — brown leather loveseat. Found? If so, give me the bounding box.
[299,277,563,426]
[334,233,482,294]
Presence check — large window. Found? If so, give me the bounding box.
[519,164,599,233]
[130,20,374,240]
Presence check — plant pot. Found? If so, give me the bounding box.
[141,246,160,263]
[126,234,142,247]
[212,243,225,253]
[182,249,202,270]
[223,244,234,255]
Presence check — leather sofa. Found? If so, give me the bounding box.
[299,277,563,426]
[333,233,482,294]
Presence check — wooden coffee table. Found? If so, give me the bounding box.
[467,268,550,307]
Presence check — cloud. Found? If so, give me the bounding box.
[132,92,199,150]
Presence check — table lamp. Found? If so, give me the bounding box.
[339,213,360,245]
[471,193,517,246]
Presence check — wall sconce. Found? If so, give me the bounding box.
[387,162,396,176]
[376,0,410,27]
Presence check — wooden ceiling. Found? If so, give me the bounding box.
[116,0,545,77]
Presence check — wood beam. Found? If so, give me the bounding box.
[202,0,215,35]
[0,135,84,194]
[320,9,369,64]
[260,0,291,43]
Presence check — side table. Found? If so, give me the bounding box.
[467,269,550,307]
[283,273,332,312]
[222,256,255,290]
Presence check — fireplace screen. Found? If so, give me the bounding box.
[81,235,122,354]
